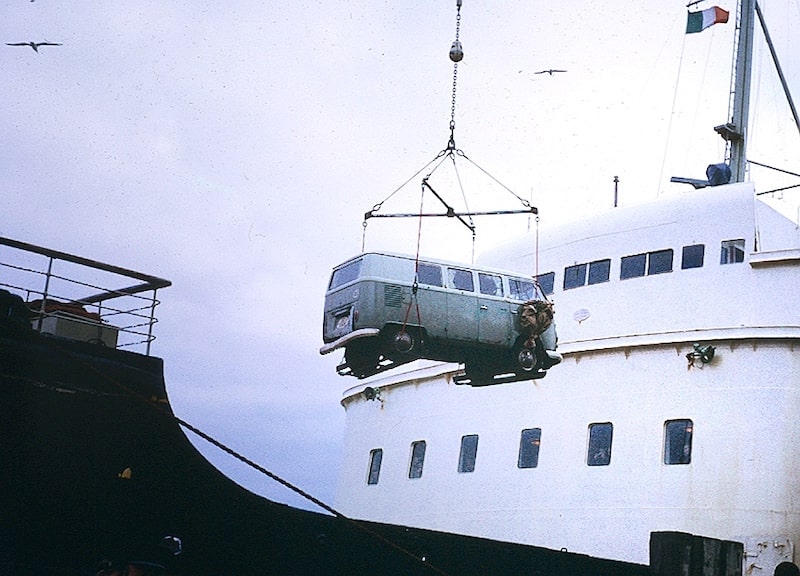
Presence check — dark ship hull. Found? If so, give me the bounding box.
[0,316,651,575]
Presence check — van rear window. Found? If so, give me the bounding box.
[329,259,362,290]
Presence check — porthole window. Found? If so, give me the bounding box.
[409,441,426,479]
[664,419,693,465]
[518,428,542,469]
[367,449,383,485]
[587,423,613,466]
[458,434,479,473]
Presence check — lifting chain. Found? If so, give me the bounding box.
[447,0,463,151]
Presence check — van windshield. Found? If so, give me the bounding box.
[329,259,362,290]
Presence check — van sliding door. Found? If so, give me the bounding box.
[445,267,478,343]
[476,272,511,345]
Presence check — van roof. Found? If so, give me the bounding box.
[336,251,537,279]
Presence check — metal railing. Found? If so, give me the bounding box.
[0,236,171,355]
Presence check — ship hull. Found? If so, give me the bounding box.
[0,318,649,575]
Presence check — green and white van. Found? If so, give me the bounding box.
[320,252,560,386]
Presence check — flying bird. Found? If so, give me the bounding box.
[5,41,62,53]
[534,69,567,76]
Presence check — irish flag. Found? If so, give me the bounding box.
[686,6,730,34]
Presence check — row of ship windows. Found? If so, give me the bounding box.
[535,239,745,294]
[366,419,693,485]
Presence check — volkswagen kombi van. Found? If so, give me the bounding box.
[320,252,560,386]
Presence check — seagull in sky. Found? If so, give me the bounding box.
[5,41,62,53]
[534,69,567,76]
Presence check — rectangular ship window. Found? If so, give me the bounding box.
[518,428,542,469]
[588,259,611,285]
[620,254,646,279]
[535,272,555,295]
[720,239,745,264]
[681,244,705,269]
[367,448,383,485]
[409,441,426,479]
[664,419,693,465]
[587,423,613,466]
[648,249,673,275]
[417,263,443,287]
[458,434,479,473]
[563,263,587,290]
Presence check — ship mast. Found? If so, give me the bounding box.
[728,0,755,182]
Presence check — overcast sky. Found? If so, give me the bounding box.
[3,1,799,511]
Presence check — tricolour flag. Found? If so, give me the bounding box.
[686,6,730,34]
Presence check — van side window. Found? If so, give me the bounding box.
[417,263,443,287]
[478,273,503,296]
[509,278,535,301]
[448,268,474,292]
[329,259,362,290]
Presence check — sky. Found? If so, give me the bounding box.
[3,1,800,512]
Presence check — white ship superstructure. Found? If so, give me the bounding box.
[334,183,800,569]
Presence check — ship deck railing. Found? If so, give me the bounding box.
[0,236,171,355]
